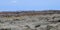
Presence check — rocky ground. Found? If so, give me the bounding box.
[0,10,60,30]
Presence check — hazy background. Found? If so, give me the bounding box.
[0,0,60,11]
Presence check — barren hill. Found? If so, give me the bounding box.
[0,10,60,16]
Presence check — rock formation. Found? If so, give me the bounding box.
[0,10,60,30]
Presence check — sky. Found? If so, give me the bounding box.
[0,0,60,11]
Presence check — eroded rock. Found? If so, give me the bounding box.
[0,11,60,30]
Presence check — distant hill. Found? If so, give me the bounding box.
[0,10,60,17]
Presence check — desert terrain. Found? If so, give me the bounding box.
[0,10,60,30]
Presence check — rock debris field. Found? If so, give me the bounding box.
[0,10,60,30]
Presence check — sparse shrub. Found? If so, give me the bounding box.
[0,28,11,30]
[13,19,20,21]
[35,24,40,28]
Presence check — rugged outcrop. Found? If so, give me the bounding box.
[0,10,60,30]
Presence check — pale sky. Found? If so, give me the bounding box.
[0,0,60,11]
